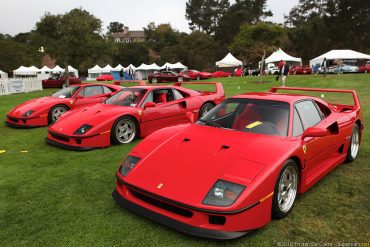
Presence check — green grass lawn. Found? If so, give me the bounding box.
[0,74,369,246]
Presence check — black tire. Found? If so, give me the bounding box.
[272,159,299,219]
[199,102,215,118]
[48,105,69,124]
[346,123,360,162]
[111,116,138,145]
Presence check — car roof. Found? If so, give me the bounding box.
[231,92,316,104]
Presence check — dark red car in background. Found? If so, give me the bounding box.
[358,62,370,73]
[211,70,231,78]
[42,75,81,88]
[180,70,212,80]
[289,66,312,75]
[148,71,191,83]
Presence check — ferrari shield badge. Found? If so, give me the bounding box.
[303,144,307,154]
[138,110,142,116]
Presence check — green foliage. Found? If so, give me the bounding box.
[185,0,230,34]
[112,42,149,66]
[0,38,39,73]
[107,22,124,33]
[285,0,370,61]
[215,0,272,45]
[230,22,285,62]
[32,8,109,72]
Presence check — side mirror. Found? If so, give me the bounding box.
[144,102,156,109]
[301,127,327,140]
[75,95,83,100]
[186,111,195,123]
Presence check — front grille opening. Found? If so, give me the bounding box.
[209,215,226,225]
[8,116,19,123]
[76,139,82,144]
[22,120,27,124]
[130,189,193,218]
[51,133,70,143]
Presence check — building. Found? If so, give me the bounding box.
[112,27,146,43]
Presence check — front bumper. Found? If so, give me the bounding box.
[45,138,94,151]
[6,115,47,128]
[46,130,111,151]
[112,190,248,240]
[113,176,272,239]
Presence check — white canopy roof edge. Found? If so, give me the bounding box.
[88,65,102,73]
[112,64,125,71]
[265,48,302,65]
[101,64,113,73]
[309,49,370,67]
[216,52,243,67]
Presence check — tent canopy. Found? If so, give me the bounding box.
[40,66,52,72]
[265,48,302,65]
[52,65,64,73]
[112,64,125,71]
[126,64,136,71]
[101,64,113,73]
[0,69,6,74]
[13,66,39,75]
[160,62,187,70]
[309,49,370,67]
[88,65,102,73]
[216,53,243,67]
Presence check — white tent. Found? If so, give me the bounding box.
[265,48,302,65]
[112,64,125,71]
[216,53,243,67]
[87,65,102,80]
[13,66,39,77]
[0,69,8,79]
[159,62,187,71]
[68,65,79,77]
[309,49,370,67]
[136,63,161,80]
[52,65,64,73]
[39,66,52,73]
[101,64,113,74]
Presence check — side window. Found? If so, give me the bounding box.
[293,108,304,136]
[103,86,113,94]
[295,100,322,129]
[172,89,184,100]
[315,101,331,118]
[79,86,104,97]
[142,89,173,105]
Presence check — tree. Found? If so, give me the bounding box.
[230,23,285,81]
[107,22,124,33]
[143,22,156,42]
[112,42,149,66]
[215,0,272,45]
[32,8,109,80]
[185,0,230,34]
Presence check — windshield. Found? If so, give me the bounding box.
[52,86,80,98]
[198,98,290,136]
[105,88,147,107]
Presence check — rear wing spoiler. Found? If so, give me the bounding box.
[174,82,225,96]
[114,80,146,86]
[269,87,360,110]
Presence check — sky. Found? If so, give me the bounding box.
[0,0,299,36]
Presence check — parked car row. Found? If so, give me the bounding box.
[5,82,363,239]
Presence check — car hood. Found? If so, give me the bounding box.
[8,96,67,117]
[124,124,295,208]
[49,103,135,135]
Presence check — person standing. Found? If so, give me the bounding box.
[281,61,289,87]
[322,58,328,77]
[276,60,284,81]
[119,68,124,80]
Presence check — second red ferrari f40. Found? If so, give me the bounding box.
[46,82,225,150]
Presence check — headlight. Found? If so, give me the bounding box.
[119,156,141,177]
[202,180,245,207]
[73,124,93,135]
[22,110,34,117]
